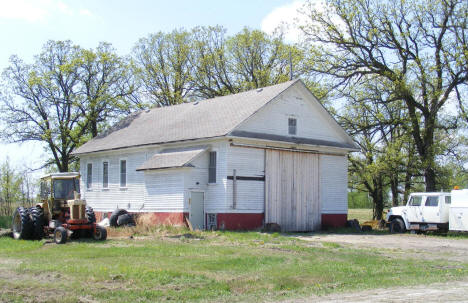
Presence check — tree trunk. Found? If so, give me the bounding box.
[424,166,436,192]
[390,175,399,206]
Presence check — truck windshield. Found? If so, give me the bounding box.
[53,179,79,200]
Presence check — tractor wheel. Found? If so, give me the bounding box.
[54,227,68,244]
[389,218,406,233]
[110,209,128,227]
[85,206,96,223]
[93,226,107,241]
[117,214,136,227]
[29,206,45,240]
[11,207,33,240]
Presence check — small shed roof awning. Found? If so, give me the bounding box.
[136,147,207,171]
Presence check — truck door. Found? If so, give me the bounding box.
[421,195,441,223]
[406,195,423,223]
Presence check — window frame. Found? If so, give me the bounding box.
[288,117,297,135]
[86,162,93,190]
[208,151,217,184]
[102,160,109,189]
[119,158,127,188]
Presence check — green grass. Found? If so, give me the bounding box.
[1,230,468,302]
[0,215,11,228]
[348,208,374,223]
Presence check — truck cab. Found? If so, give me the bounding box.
[386,192,451,233]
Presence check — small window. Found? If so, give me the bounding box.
[425,196,439,207]
[409,196,422,206]
[288,118,297,135]
[208,152,216,183]
[86,163,92,189]
[102,161,109,188]
[445,196,451,204]
[120,160,127,187]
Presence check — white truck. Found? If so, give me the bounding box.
[386,192,451,233]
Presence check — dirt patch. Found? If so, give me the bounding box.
[281,278,468,303]
[296,234,468,262]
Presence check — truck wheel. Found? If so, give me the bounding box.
[85,206,96,223]
[29,206,45,240]
[93,226,107,241]
[11,207,33,240]
[54,227,68,244]
[390,218,406,233]
[110,209,128,227]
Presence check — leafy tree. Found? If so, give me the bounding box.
[0,159,23,215]
[1,40,138,171]
[300,0,468,191]
[133,30,194,106]
[77,42,140,138]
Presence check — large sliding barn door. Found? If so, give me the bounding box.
[265,150,320,231]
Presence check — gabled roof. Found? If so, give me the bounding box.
[136,146,207,171]
[73,80,298,155]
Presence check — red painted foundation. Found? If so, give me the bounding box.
[321,213,347,228]
[95,211,189,226]
[216,213,264,230]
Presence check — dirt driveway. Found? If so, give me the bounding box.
[289,233,468,302]
[297,233,468,262]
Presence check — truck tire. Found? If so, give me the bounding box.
[389,218,406,233]
[110,209,128,227]
[54,226,67,244]
[93,226,107,241]
[29,206,45,240]
[117,213,136,227]
[85,206,96,223]
[11,207,33,240]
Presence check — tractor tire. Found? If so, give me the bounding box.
[389,218,406,233]
[117,214,136,227]
[54,227,67,244]
[29,206,45,240]
[93,226,107,241]
[110,209,128,227]
[85,206,96,223]
[11,207,33,240]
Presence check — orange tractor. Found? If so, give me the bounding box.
[12,172,106,244]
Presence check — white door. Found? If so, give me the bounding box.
[421,196,441,223]
[406,195,424,223]
[190,192,205,230]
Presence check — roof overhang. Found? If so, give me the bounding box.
[229,130,359,151]
[136,146,207,172]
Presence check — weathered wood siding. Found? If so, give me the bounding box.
[265,150,320,231]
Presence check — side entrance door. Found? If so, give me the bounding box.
[406,195,424,223]
[190,191,205,230]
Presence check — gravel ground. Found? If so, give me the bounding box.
[288,233,468,302]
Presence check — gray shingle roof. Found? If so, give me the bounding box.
[136,147,207,171]
[73,80,298,154]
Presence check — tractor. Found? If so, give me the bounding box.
[11,172,107,244]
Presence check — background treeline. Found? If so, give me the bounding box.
[1,0,467,219]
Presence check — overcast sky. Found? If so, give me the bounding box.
[0,0,307,172]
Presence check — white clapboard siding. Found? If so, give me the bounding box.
[144,170,185,211]
[236,85,348,143]
[80,150,150,212]
[203,142,229,212]
[225,146,265,212]
[265,150,320,231]
[320,155,348,214]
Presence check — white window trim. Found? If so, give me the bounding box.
[102,159,110,190]
[86,162,93,191]
[288,115,297,136]
[119,158,128,189]
[208,149,218,185]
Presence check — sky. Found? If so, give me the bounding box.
[0,0,307,173]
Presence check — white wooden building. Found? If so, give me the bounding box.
[73,79,358,231]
